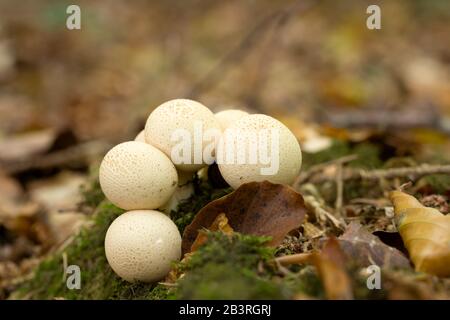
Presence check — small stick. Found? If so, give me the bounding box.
[62,252,68,283]
[335,163,344,217]
[303,195,346,229]
[275,252,314,266]
[295,154,358,187]
[1,141,112,174]
[310,164,450,184]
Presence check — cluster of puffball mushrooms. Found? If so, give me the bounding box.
[100,99,302,283]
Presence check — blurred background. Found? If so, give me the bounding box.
[1,0,450,298]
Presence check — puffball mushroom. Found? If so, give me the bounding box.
[134,130,145,142]
[145,99,222,172]
[215,109,249,130]
[99,141,178,210]
[217,114,302,189]
[105,210,181,283]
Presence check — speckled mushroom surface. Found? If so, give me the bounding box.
[215,109,249,130]
[145,99,221,172]
[134,130,145,142]
[105,210,182,283]
[99,141,178,210]
[217,114,302,189]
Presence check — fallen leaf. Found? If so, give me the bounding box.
[190,213,234,252]
[182,181,307,254]
[338,221,411,269]
[28,171,87,211]
[313,237,353,300]
[389,190,450,277]
[0,129,56,163]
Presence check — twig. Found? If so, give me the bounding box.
[294,154,358,187]
[309,164,450,184]
[275,252,313,265]
[1,141,112,174]
[62,252,68,283]
[158,282,179,287]
[303,195,346,229]
[335,163,343,216]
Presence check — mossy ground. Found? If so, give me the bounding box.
[11,139,450,299]
[11,175,234,300]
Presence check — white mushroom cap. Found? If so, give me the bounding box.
[99,141,178,210]
[217,114,302,189]
[144,99,222,172]
[134,130,146,142]
[105,210,181,283]
[215,109,249,130]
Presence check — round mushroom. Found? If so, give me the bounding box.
[217,114,302,189]
[145,99,222,172]
[134,130,146,142]
[99,141,178,210]
[215,109,249,130]
[105,210,181,283]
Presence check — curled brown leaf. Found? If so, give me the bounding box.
[182,181,307,254]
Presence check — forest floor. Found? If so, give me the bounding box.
[1,0,450,299]
[4,136,450,300]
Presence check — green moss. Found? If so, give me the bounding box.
[302,140,351,169]
[13,202,169,300]
[282,266,325,298]
[180,232,275,272]
[174,232,331,299]
[303,139,383,170]
[176,263,289,300]
[79,166,105,208]
[350,143,382,169]
[174,232,290,299]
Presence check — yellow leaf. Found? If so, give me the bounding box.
[190,213,234,252]
[389,190,450,277]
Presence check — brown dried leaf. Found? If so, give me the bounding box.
[338,221,411,269]
[182,181,307,254]
[190,213,234,252]
[313,237,353,300]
